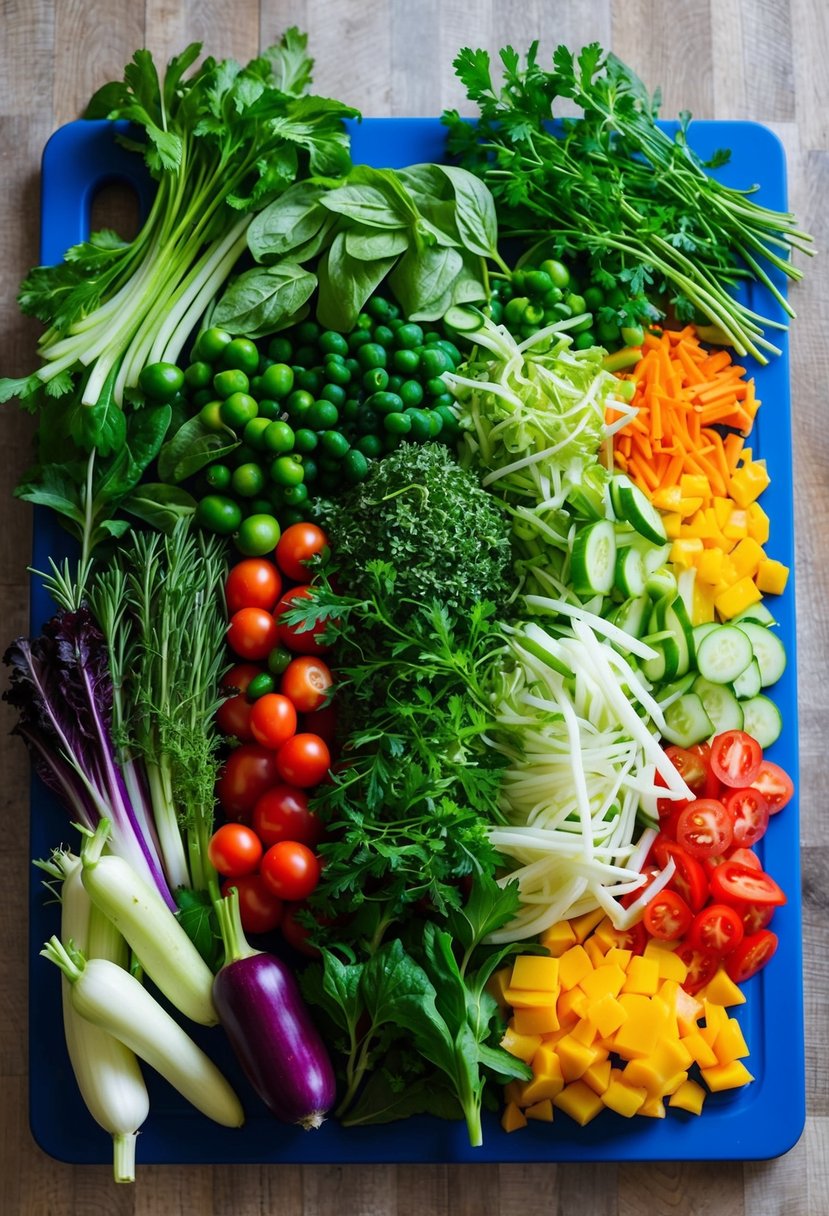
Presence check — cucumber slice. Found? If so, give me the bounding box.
[740,694,783,748]
[734,620,787,687]
[614,545,647,597]
[570,519,617,597]
[692,622,718,651]
[692,677,745,733]
[610,475,667,545]
[661,693,714,747]
[696,625,754,685]
[443,304,484,333]
[645,565,678,600]
[733,657,762,700]
[663,596,695,677]
[614,594,651,639]
[732,601,778,628]
[642,633,680,683]
[657,672,698,705]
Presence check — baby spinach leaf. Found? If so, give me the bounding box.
[316,232,398,331]
[320,182,409,229]
[157,414,239,483]
[344,224,410,262]
[94,402,172,502]
[212,263,317,337]
[438,165,499,259]
[122,483,197,531]
[247,181,328,260]
[389,244,464,320]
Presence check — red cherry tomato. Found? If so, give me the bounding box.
[220,663,262,695]
[725,929,779,983]
[252,784,323,848]
[642,888,694,940]
[260,840,321,901]
[227,606,280,661]
[724,786,770,848]
[597,919,648,955]
[652,837,710,912]
[709,730,763,788]
[676,943,721,995]
[216,743,280,819]
[208,822,263,878]
[280,655,334,713]
[301,702,338,748]
[275,522,329,582]
[708,860,787,907]
[687,902,745,955]
[249,692,297,750]
[664,745,709,794]
[215,693,255,741]
[275,732,331,788]
[225,558,282,614]
[734,899,776,935]
[274,585,331,655]
[280,901,323,957]
[751,759,795,814]
[688,741,724,799]
[728,847,762,870]
[676,798,734,859]
[221,875,283,936]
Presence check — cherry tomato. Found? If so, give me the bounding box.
[227,606,280,661]
[280,655,334,713]
[280,901,322,957]
[249,692,298,750]
[596,920,648,955]
[274,586,332,655]
[664,745,709,793]
[676,943,721,995]
[725,929,779,983]
[709,730,763,788]
[724,786,770,848]
[301,702,338,748]
[252,784,323,848]
[643,888,694,940]
[220,662,261,695]
[216,743,280,819]
[275,522,329,582]
[734,899,776,935]
[260,840,321,901]
[728,847,762,870]
[208,822,263,878]
[275,732,331,787]
[652,837,710,912]
[221,875,283,936]
[225,558,282,614]
[687,902,745,955]
[688,741,723,799]
[216,691,255,741]
[676,798,734,859]
[708,860,787,907]
[751,759,795,814]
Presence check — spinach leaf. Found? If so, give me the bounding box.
[344,224,410,262]
[439,165,499,259]
[121,482,197,531]
[212,263,317,337]
[247,181,328,261]
[316,232,398,331]
[157,414,239,483]
[389,244,464,320]
[320,182,409,229]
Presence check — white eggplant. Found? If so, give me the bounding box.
[42,936,245,1129]
[80,820,218,1026]
[57,853,149,1183]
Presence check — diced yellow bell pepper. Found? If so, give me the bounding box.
[642,942,689,983]
[668,1078,707,1115]
[638,1096,667,1118]
[513,1004,560,1037]
[715,576,762,619]
[557,1033,599,1082]
[621,955,660,996]
[678,496,705,519]
[700,1060,755,1092]
[670,538,704,568]
[569,907,606,943]
[510,955,560,992]
[540,919,578,957]
[729,536,765,580]
[504,986,561,1009]
[581,1056,613,1096]
[486,966,512,1008]
[663,511,682,539]
[622,1056,667,1097]
[699,968,746,1008]
[696,547,725,584]
[524,1098,554,1122]
[554,1080,605,1126]
[652,485,682,511]
[602,1077,647,1117]
[604,947,633,971]
[584,934,607,969]
[613,994,669,1059]
[713,1018,750,1065]
[500,1026,543,1064]
[680,1031,719,1069]
[587,992,628,1039]
[520,1072,565,1104]
[680,474,710,499]
[723,508,749,541]
[580,962,626,1003]
[756,558,789,596]
[747,501,770,544]
[501,1100,528,1132]
[558,944,594,990]
[531,1044,564,1087]
[729,461,770,508]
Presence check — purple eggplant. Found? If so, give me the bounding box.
[213,888,336,1129]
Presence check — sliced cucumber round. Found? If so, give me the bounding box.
[661,693,714,747]
[733,656,762,700]
[696,625,754,685]
[570,519,617,597]
[732,601,778,628]
[610,475,667,545]
[614,544,647,597]
[692,676,745,734]
[740,694,783,748]
[734,620,787,688]
[614,594,651,639]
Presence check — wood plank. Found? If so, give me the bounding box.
[142,0,261,65]
[52,0,144,125]
[620,1161,744,1215]
[612,0,715,117]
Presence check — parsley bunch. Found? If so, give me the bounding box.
[443,42,812,363]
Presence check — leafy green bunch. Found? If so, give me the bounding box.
[443,41,812,363]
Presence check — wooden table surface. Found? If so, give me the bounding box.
[1,1,826,1212]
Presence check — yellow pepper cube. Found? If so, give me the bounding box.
[501,1100,528,1133]
[670,538,704,568]
[697,547,725,584]
[662,1069,690,1096]
[500,1026,543,1064]
[521,1072,565,1104]
[729,536,765,580]
[602,1078,648,1118]
[715,576,762,619]
[701,1060,755,1092]
[540,919,578,957]
[723,509,749,541]
[756,559,789,596]
[730,461,770,508]
[556,1033,599,1082]
[589,993,628,1039]
[554,1080,605,1126]
[652,485,682,512]
[638,1096,667,1118]
[622,1057,666,1097]
[569,907,606,943]
[678,496,705,520]
[524,1098,554,1122]
[504,986,561,1009]
[613,994,669,1059]
[712,496,733,528]
[680,474,710,499]
[487,967,512,1008]
[621,955,660,996]
[681,1031,719,1070]
[558,945,594,990]
[584,934,608,969]
[668,1079,707,1115]
[531,1044,564,1085]
[604,947,633,971]
[700,968,746,1008]
[557,986,588,1028]
[663,511,682,539]
[580,962,626,1003]
[571,1016,599,1047]
[582,1057,612,1096]
[713,1018,750,1065]
[643,940,688,983]
[747,501,771,544]
[511,955,560,992]
[513,1004,561,1037]
[651,1036,694,1077]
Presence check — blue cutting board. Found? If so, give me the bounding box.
[27,116,804,1165]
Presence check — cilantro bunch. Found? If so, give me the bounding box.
[443,42,812,363]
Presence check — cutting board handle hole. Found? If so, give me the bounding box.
[89,180,141,242]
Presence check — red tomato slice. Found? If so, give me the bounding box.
[725,929,779,983]
[652,837,710,912]
[688,741,723,800]
[643,888,694,940]
[727,847,762,870]
[737,900,776,935]
[676,798,734,859]
[676,942,721,995]
[709,860,787,907]
[664,745,709,793]
[724,787,770,847]
[709,730,763,788]
[688,902,745,955]
[751,759,795,815]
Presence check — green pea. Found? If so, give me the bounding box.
[573,330,598,351]
[231,462,266,498]
[504,296,530,327]
[320,382,346,407]
[243,417,274,449]
[425,376,447,398]
[323,358,352,387]
[356,433,383,458]
[235,513,281,556]
[342,397,360,421]
[399,379,424,408]
[285,389,315,421]
[204,463,232,491]
[139,362,185,401]
[191,388,214,409]
[362,366,389,393]
[367,391,403,415]
[268,336,293,363]
[257,398,282,420]
[247,673,276,700]
[343,448,369,483]
[384,411,412,435]
[184,361,213,390]
[196,495,242,535]
[279,508,307,528]
[393,348,420,374]
[194,327,232,363]
[373,324,394,346]
[566,293,587,317]
[319,330,349,356]
[420,346,450,378]
[431,392,455,412]
[220,392,258,429]
[435,404,459,434]
[621,324,646,347]
[356,342,387,370]
[270,455,305,487]
[319,430,350,458]
[301,455,319,483]
[213,368,250,399]
[539,258,571,290]
[259,362,295,400]
[199,400,226,431]
[296,320,321,345]
[435,339,461,366]
[405,408,432,441]
[294,428,319,453]
[427,410,444,437]
[307,399,339,430]
[220,338,259,374]
[263,420,296,453]
[347,328,373,350]
[366,295,392,320]
[394,322,424,349]
[524,303,545,326]
[583,285,605,311]
[525,269,554,296]
[295,367,323,396]
[247,497,274,517]
[356,406,379,433]
[282,482,309,507]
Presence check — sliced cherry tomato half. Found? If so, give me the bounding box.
[676,798,733,859]
[688,741,723,799]
[664,745,709,794]
[709,860,787,907]
[751,759,795,815]
[709,729,763,788]
[676,942,721,995]
[643,888,694,940]
[652,837,710,912]
[725,929,779,983]
[736,899,776,935]
[688,902,745,956]
[724,786,770,848]
[728,847,762,870]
